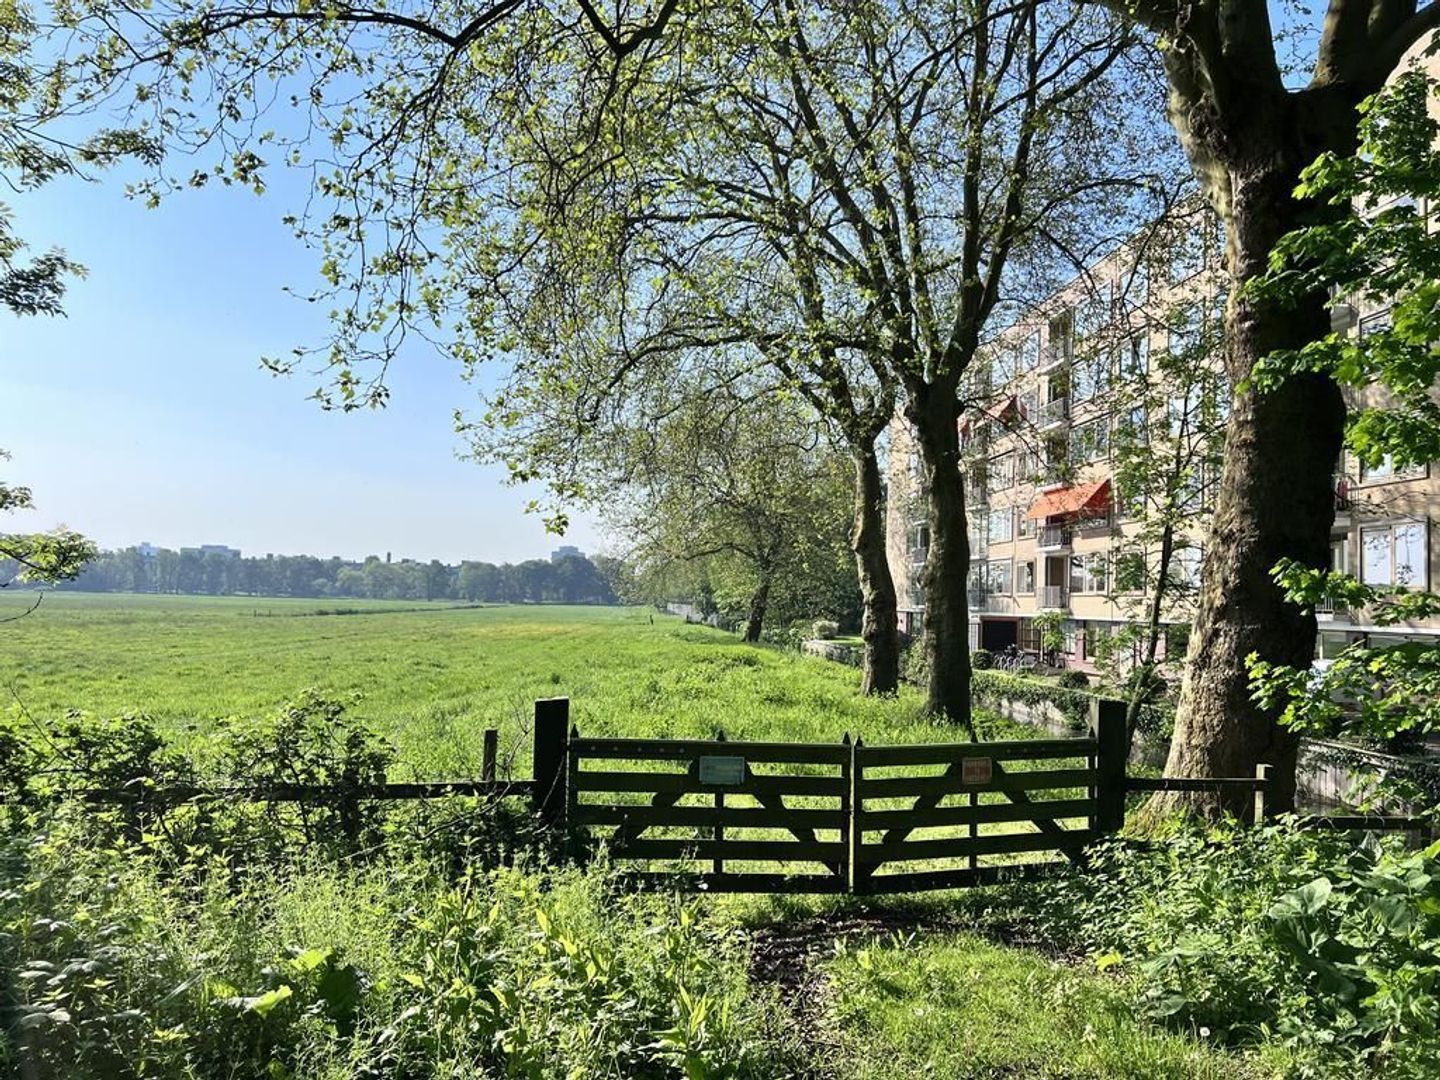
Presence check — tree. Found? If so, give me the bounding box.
[606,382,855,643]
[0,451,96,615]
[1107,0,1440,816]
[1104,281,1229,743]
[1245,61,1440,803]
[465,0,1167,717]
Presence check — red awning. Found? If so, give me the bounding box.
[1026,479,1111,520]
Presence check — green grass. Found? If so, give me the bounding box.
[827,932,1290,1078]
[0,592,1292,1076]
[0,593,959,776]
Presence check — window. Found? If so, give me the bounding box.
[1361,522,1428,587]
[988,509,1014,544]
[1116,404,1147,444]
[1169,228,1205,282]
[1164,622,1191,658]
[1077,287,1109,338]
[1172,546,1203,589]
[1018,333,1040,372]
[1115,552,1146,593]
[1118,334,1148,379]
[1072,350,1112,403]
[1018,387,1039,421]
[1017,508,1034,539]
[1070,418,1110,464]
[1179,466,1206,511]
[1358,453,1425,484]
[1047,310,1074,365]
[910,523,930,559]
[986,560,1012,594]
[1330,538,1348,575]
[1167,302,1204,355]
[988,453,1015,492]
[1017,560,1036,594]
[1069,553,1108,593]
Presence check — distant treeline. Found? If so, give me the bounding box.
[34,546,622,604]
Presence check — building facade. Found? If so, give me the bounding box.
[887,45,1440,675]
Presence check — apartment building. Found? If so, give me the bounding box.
[886,46,1440,673]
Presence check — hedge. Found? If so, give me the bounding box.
[971,670,1174,738]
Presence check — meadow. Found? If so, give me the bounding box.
[0,592,963,776]
[4,593,1411,1077]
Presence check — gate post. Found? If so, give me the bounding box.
[532,697,570,831]
[1090,698,1126,834]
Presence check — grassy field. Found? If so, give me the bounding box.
[0,592,968,777]
[0,592,1289,1076]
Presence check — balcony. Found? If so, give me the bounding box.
[969,590,1016,614]
[1040,397,1070,428]
[1333,474,1352,513]
[1036,524,1073,550]
[1040,585,1069,609]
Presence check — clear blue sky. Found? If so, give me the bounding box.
[1,166,603,565]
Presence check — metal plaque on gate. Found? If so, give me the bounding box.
[962,757,993,785]
[699,755,746,785]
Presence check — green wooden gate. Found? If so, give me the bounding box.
[553,699,1127,894]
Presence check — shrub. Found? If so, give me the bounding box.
[1056,669,1090,689]
[0,836,796,1080]
[811,619,839,640]
[901,643,929,686]
[1029,823,1440,1077]
[970,648,993,670]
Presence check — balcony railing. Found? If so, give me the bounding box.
[1037,524,1073,550]
[1040,585,1069,609]
[1040,397,1070,426]
[970,590,1015,614]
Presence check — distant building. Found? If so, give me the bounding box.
[181,544,242,559]
[136,542,160,560]
[551,545,584,562]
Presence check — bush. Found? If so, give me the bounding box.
[1055,669,1090,689]
[901,643,929,686]
[811,619,839,640]
[1030,823,1440,1077]
[0,835,797,1080]
[970,648,993,670]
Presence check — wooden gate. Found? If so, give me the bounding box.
[553,699,1127,894]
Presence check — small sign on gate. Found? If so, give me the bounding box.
[699,755,746,785]
[962,757,993,785]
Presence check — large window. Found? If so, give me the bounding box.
[1070,418,1110,465]
[1016,560,1036,594]
[1071,351,1111,403]
[988,509,1014,544]
[1171,546,1203,589]
[1018,333,1040,372]
[1118,334,1148,379]
[1069,553,1108,594]
[985,560,1013,594]
[1358,452,1425,484]
[1167,302,1204,356]
[1115,552,1146,593]
[988,453,1015,492]
[1361,522,1428,587]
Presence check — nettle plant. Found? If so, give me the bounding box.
[1246,58,1440,799]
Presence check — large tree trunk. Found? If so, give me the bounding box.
[1158,82,1356,816]
[908,392,972,727]
[852,444,900,695]
[744,573,772,643]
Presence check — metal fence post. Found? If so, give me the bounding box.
[1090,697,1127,834]
[532,697,570,831]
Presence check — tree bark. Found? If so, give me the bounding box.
[852,443,901,695]
[744,573,772,643]
[908,390,973,728]
[1158,81,1356,816]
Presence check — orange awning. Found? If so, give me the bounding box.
[1027,479,1111,520]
